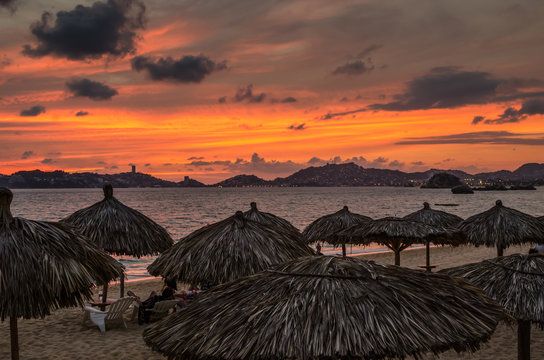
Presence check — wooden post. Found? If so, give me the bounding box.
[394,250,401,266]
[518,319,531,360]
[342,244,346,258]
[101,282,109,311]
[120,271,125,298]
[10,316,19,360]
[425,241,431,271]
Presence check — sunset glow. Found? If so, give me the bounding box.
[1,0,543,182]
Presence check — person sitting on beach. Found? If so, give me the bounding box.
[174,290,201,311]
[127,278,177,324]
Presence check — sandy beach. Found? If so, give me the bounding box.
[1,244,541,359]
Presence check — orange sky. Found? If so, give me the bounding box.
[1,0,544,183]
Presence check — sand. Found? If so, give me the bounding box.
[0,244,542,359]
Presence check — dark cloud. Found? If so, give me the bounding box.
[218,96,227,104]
[41,158,54,164]
[288,123,306,130]
[20,105,46,117]
[340,97,349,102]
[187,156,204,160]
[163,163,172,166]
[22,0,146,60]
[332,60,374,76]
[21,150,35,159]
[280,96,297,103]
[233,84,266,103]
[0,55,10,69]
[131,55,226,83]
[97,161,106,164]
[144,163,150,167]
[389,160,405,168]
[396,131,544,145]
[321,108,366,120]
[368,67,544,112]
[356,44,382,59]
[0,0,16,12]
[75,110,89,116]
[411,161,425,166]
[110,165,118,169]
[473,98,544,124]
[66,78,118,101]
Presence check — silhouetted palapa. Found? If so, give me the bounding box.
[148,211,314,287]
[442,254,544,360]
[62,184,173,297]
[0,188,124,360]
[404,202,464,271]
[143,256,508,360]
[458,200,544,257]
[303,205,372,257]
[243,201,301,237]
[339,217,451,266]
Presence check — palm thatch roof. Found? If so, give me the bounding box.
[0,187,124,320]
[441,253,544,324]
[302,205,372,245]
[243,202,301,236]
[147,211,314,285]
[458,200,544,252]
[144,256,508,360]
[61,184,173,257]
[339,216,453,246]
[404,202,463,227]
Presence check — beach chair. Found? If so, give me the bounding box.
[82,296,135,332]
[131,299,178,322]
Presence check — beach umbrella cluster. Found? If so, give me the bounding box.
[303,205,372,257]
[144,255,508,360]
[62,184,173,297]
[148,211,314,286]
[442,254,544,360]
[0,188,124,360]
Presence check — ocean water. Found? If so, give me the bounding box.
[9,187,544,279]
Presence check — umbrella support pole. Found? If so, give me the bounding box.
[10,316,19,360]
[342,244,346,258]
[120,272,125,298]
[101,282,109,310]
[394,250,400,266]
[497,246,504,257]
[518,319,531,360]
[425,242,431,271]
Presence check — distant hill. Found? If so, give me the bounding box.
[0,162,543,188]
[421,173,462,188]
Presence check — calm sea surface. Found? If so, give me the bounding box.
[10,187,544,279]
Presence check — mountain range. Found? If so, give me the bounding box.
[1,162,543,188]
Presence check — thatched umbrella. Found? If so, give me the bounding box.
[62,184,173,298]
[144,255,508,360]
[404,202,464,271]
[458,200,544,257]
[339,217,451,266]
[303,205,372,257]
[441,254,544,360]
[243,202,301,235]
[148,211,314,286]
[0,188,124,360]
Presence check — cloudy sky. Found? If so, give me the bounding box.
[1,0,543,183]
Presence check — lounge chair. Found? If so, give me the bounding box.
[82,296,135,332]
[131,299,178,322]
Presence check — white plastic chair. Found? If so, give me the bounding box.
[82,296,135,332]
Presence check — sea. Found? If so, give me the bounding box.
[10,186,544,279]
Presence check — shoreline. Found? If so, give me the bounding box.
[0,244,540,359]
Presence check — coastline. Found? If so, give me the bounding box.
[0,244,541,359]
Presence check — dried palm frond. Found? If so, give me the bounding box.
[62,184,173,257]
[441,253,544,359]
[144,256,508,360]
[339,217,453,265]
[244,202,300,234]
[303,205,372,245]
[404,202,465,270]
[458,200,544,256]
[0,187,123,320]
[148,211,314,285]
